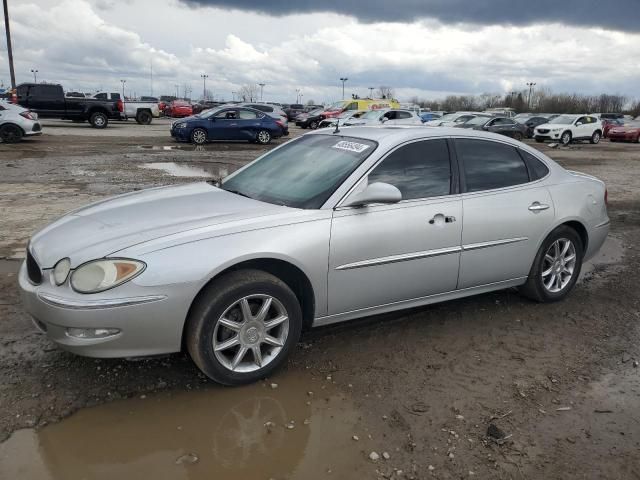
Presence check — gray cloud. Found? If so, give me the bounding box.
[180,0,640,32]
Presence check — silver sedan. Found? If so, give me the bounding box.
[19,127,609,384]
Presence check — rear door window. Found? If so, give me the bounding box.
[456,139,530,192]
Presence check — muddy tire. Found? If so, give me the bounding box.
[191,128,207,145]
[89,111,108,129]
[519,225,583,303]
[136,110,152,125]
[590,130,601,144]
[186,269,302,385]
[309,120,319,129]
[256,130,271,145]
[513,131,523,141]
[0,124,23,143]
[560,131,572,146]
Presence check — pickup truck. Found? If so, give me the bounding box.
[92,92,160,124]
[15,83,123,128]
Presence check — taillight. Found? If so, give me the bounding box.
[117,99,124,112]
[20,111,34,120]
[275,120,284,127]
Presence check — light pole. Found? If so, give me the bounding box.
[120,79,126,100]
[300,93,304,104]
[232,91,236,102]
[201,74,208,100]
[258,82,265,101]
[175,84,179,99]
[526,82,536,109]
[339,77,348,99]
[368,87,374,98]
[295,88,301,104]
[30,69,38,83]
[3,0,16,89]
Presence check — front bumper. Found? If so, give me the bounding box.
[18,262,192,358]
[608,132,637,141]
[25,122,43,136]
[534,130,562,141]
[170,126,191,142]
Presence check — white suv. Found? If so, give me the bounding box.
[534,114,602,145]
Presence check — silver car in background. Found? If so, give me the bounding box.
[19,127,609,384]
[0,101,43,143]
[344,108,423,126]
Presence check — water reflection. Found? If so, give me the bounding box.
[0,372,367,480]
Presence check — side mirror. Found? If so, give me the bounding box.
[380,117,388,123]
[575,122,582,126]
[209,116,216,121]
[342,182,402,207]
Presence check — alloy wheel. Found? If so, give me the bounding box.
[541,238,576,293]
[212,294,289,373]
[561,132,571,145]
[257,131,270,144]
[192,129,207,144]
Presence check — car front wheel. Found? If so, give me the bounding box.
[256,130,271,145]
[191,128,207,144]
[560,131,572,145]
[519,225,583,303]
[0,124,24,143]
[186,269,302,385]
[590,131,601,144]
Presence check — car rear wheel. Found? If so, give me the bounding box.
[513,131,523,141]
[186,269,302,385]
[0,124,24,143]
[136,110,152,125]
[256,130,271,145]
[309,120,319,129]
[560,131,572,145]
[519,225,583,303]
[590,131,601,144]
[191,128,207,144]
[89,112,108,129]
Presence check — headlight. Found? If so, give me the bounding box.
[52,258,71,285]
[552,127,563,131]
[174,122,187,129]
[70,259,145,293]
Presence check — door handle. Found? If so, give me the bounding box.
[528,202,550,212]
[429,214,456,225]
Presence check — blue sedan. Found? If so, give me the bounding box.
[171,106,285,145]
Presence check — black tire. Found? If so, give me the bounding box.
[309,120,319,129]
[256,130,271,145]
[191,128,207,145]
[186,269,302,385]
[535,138,544,143]
[0,124,24,143]
[519,225,584,303]
[513,131,523,141]
[560,130,572,146]
[590,130,601,144]
[89,111,108,129]
[136,110,152,125]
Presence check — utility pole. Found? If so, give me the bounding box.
[368,87,374,98]
[30,69,38,83]
[3,0,16,89]
[340,77,348,99]
[526,82,536,109]
[120,79,126,100]
[201,74,208,100]
[258,82,265,101]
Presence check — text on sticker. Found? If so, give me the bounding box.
[332,141,371,153]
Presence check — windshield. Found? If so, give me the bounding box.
[198,107,224,118]
[326,101,347,112]
[361,110,383,120]
[549,115,577,125]
[221,135,377,209]
[465,116,489,126]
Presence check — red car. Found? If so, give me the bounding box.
[166,100,193,118]
[602,118,624,138]
[608,121,640,143]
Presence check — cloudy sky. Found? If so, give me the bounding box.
[1,0,639,104]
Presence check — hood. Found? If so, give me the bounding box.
[535,123,567,130]
[29,183,288,268]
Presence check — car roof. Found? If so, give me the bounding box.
[306,125,521,145]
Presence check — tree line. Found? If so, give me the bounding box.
[410,88,639,116]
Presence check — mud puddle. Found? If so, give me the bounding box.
[137,145,209,152]
[0,371,371,480]
[0,259,21,274]
[579,235,624,281]
[140,162,229,179]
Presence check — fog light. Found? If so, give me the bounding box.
[66,328,120,339]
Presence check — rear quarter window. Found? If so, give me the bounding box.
[519,150,550,180]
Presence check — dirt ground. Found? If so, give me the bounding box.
[1,119,639,479]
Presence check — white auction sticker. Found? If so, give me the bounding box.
[332,140,371,153]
